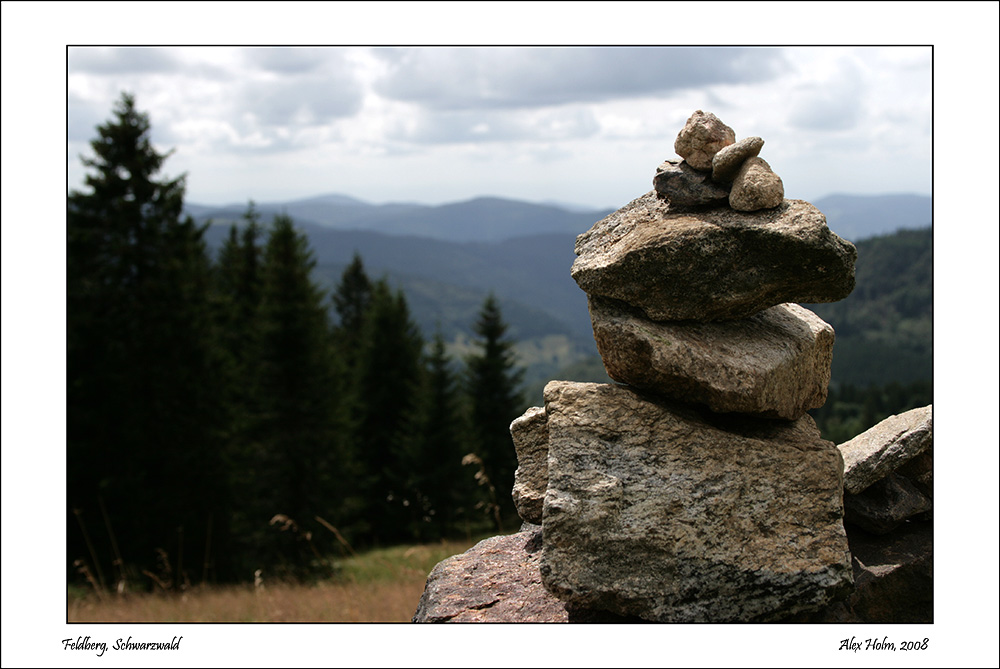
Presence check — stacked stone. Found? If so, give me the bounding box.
[511,111,859,622]
[413,111,930,624]
[653,110,785,212]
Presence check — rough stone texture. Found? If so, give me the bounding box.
[413,520,932,624]
[412,528,567,622]
[540,381,853,623]
[589,297,833,419]
[510,406,549,525]
[839,405,933,494]
[844,473,933,535]
[412,526,643,622]
[572,191,857,322]
[896,447,933,500]
[790,521,933,623]
[652,159,731,208]
[673,110,736,171]
[730,156,784,211]
[712,136,764,183]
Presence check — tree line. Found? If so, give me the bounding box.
[67,93,527,589]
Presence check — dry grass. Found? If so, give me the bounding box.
[67,537,486,623]
[68,580,429,623]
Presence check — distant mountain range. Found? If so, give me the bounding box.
[810,193,931,241]
[188,191,930,244]
[188,195,615,244]
[195,192,932,392]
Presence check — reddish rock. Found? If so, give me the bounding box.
[412,527,641,622]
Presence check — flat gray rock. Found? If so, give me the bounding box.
[839,405,933,494]
[540,381,853,622]
[510,407,548,525]
[589,297,834,419]
[652,159,730,208]
[572,191,857,321]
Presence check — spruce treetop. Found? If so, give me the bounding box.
[72,91,186,222]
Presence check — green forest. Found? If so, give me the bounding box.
[804,227,932,443]
[67,94,528,588]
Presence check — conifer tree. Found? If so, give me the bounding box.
[67,92,227,584]
[211,203,267,577]
[253,213,345,572]
[331,252,373,363]
[464,294,526,529]
[401,331,475,540]
[348,278,425,544]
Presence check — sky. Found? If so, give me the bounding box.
[4,2,1000,668]
[66,45,933,209]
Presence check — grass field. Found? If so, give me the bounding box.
[67,538,482,623]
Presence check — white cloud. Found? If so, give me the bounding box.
[64,45,932,207]
[373,47,789,111]
[388,106,601,144]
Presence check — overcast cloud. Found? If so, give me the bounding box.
[64,44,937,208]
[372,47,788,110]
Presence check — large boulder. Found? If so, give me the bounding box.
[510,407,549,525]
[539,381,853,622]
[412,528,566,622]
[571,192,857,321]
[839,405,933,494]
[412,525,642,622]
[588,297,834,419]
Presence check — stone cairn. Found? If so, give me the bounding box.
[413,111,932,623]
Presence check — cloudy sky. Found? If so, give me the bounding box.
[66,45,932,209]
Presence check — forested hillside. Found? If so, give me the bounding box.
[804,227,932,388]
[803,227,932,442]
[67,95,528,589]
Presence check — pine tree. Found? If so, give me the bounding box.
[401,331,475,540]
[464,294,526,530]
[252,213,345,574]
[67,92,227,585]
[348,278,425,545]
[331,252,373,363]
[211,203,267,578]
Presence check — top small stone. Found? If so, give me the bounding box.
[674,110,736,171]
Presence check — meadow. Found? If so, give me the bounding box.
[67,538,482,623]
